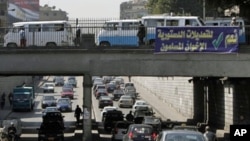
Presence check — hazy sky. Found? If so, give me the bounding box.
[40,0,128,19]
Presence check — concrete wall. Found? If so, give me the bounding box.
[132,76,194,118]
[0,76,33,94]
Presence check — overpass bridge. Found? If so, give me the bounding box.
[1,45,250,77]
[1,45,250,141]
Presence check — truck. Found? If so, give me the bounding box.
[12,86,35,112]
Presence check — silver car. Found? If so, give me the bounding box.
[118,95,134,108]
[155,130,206,141]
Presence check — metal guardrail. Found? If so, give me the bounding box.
[1,24,250,48]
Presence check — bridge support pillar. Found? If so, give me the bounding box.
[83,73,92,141]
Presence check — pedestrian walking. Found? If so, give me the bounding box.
[8,92,13,106]
[203,126,217,141]
[75,25,81,46]
[19,27,26,47]
[74,105,82,126]
[137,21,146,45]
[1,92,6,109]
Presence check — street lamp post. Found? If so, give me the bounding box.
[179,8,184,16]
[203,0,206,20]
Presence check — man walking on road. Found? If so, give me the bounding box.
[137,21,146,46]
[74,105,82,126]
[203,126,217,141]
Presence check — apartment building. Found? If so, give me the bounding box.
[120,0,148,19]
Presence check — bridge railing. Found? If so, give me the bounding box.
[1,24,250,48]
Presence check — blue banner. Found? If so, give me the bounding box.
[155,27,239,53]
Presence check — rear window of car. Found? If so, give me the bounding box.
[132,126,152,134]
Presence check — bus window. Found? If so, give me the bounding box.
[55,24,64,31]
[104,22,118,31]
[42,24,54,32]
[29,24,41,32]
[144,19,164,27]
[189,19,200,26]
[166,20,178,26]
[122,22,137,30]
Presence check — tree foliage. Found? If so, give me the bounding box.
[146,0,250,20]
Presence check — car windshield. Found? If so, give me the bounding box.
[62,88,73,92]
[45,107,58,112]
[13,94,29,100]
[121,96,131,100]
[144,117,161,124]
[58,99,70,103]
[44,96,55,100]
[165,133,204,141]
[105,107,116,111]
[45,84,54,87]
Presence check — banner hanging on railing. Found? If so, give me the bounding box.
[155,26,239,53]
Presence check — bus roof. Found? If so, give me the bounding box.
[13,20,69,27]
[142,15,200,20]
[105,19,140,23]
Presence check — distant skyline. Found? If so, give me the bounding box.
[40,0,129,19]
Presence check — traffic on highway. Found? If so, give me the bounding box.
[0,76,209,141]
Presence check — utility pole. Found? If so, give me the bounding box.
[203,0,206,20]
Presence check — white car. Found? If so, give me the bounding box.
[100,106,117,121]
[42,82,55,93]
[132,100,150,112]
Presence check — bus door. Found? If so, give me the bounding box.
[143,18,165,44]
[101,22,119,46]
[27,24,42,46]
[119,21,138,46]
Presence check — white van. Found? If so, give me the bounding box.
[142,15,205,45]
[205,17,247,44]
[4,20,74,47]
[97,19,140,46]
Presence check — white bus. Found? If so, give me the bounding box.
[142,15,205,45]
[97,19,140,46]
[4,20,75,47]
[205,17,247,44]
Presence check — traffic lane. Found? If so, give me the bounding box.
[9,76,83,135]
[92,93,131,122]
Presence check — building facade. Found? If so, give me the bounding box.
[120,0,148,19]
[39,4,68,21]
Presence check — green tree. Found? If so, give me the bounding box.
[146,0,250,20]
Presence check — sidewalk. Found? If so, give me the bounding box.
[131,78,229,141]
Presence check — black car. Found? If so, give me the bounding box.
[41,95,57,109]
[112,89,125,101]
[37,111,65,141]
[98,96,113,108]
[106,83,116,93]
[103,110,124,131]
